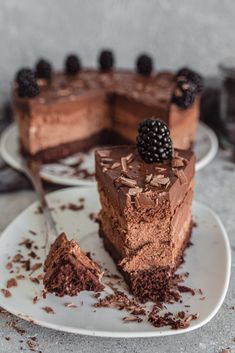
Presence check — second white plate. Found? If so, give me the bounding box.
[0,122,218,186]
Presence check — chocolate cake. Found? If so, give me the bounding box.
[95,118,195,303]
[12,53,203,162]
[43,233,104,296]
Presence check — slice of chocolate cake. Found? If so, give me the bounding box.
[44,233,104,296]
[95,118,195,303]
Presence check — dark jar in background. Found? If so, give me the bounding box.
[219,58,235,146]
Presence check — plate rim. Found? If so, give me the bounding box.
[0,122,218,186]
[0,187,231,338]
[195,121,218,172]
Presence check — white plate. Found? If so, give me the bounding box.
[0,122,218,186]
[0,187,230,337]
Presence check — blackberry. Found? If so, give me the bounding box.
[98,50,114,71]
[35,59,52,80]
[177,67,204,93]
[136,118,172,163]
[65,54,81,75]
[15,68,35,85]
[136,54,153,75]
[172,78,196,109]
[17,77,39,98]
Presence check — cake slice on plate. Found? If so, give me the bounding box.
[95,118,195,303]
[43,233,104,296]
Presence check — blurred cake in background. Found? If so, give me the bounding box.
[12,51,203,162]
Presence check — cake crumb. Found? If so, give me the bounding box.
[42,306,55,314]
[6,278,17,288]
[1,288,12,298]
[123,316,143,323]
[64,303,77,308]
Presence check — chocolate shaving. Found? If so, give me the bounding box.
[30,277,40,284]
[21,259,31,271]
[178,285,195,296]
[16,275,25,280]
[33,296,39,304]
[42,306,55,314]
[172,157,185,168]
[30,263,42,274]
[26,338,39,352]
[150,175,170,187]
[126,153,134,163]
[155,166,166,172]
[19,239,33,249]
[115,176,137,188]
[28,251,37,259]
[97,150,111,158]
[174,169,188,185]
[6,278,17,288]
[12,254,23,263]
[6,320,26,335]
[101,158,113,164]
[64,303,77,308]
[148,307,199,330]
[111,162,121,169]
[94,291,146,316]
[128,187,143,196]
[60,203,84,211]
[1,288,12,298]
[121,157,128,172]
[145,174,153,183]
[5,262,13,270]
[123,316,143,323]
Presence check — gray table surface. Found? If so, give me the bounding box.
[0,150,234,353]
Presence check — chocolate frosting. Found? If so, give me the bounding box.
[95,145,195,213]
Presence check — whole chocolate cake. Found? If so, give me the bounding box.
[95,118,195,303]
[12,52,203,162]
[44,233,104,296]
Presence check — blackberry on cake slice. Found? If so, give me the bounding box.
[95,118,195,303]
[43,233,104,296]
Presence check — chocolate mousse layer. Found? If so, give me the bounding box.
[44,233,104,296]
[95,146,195,302]
[13,69,200,162]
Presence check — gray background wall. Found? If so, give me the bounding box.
[0,0,234,105]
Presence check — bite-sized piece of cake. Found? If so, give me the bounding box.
[95,118,195,303]
[44,233,104,296]
[12,52,203,162]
